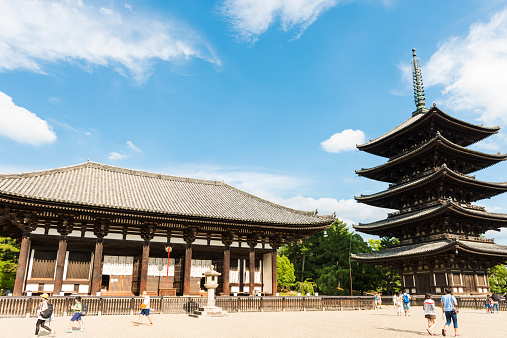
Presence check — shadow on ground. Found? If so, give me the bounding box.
[378,327,428,336]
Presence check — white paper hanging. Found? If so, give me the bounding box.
[125,257,134,275]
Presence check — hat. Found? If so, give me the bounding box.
[40,293,49,299]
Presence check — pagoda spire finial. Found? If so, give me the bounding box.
[411,48,426,111]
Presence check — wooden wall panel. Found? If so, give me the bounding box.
[66,252,91,279]
[31,250,57,279]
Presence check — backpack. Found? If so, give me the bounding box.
[403,293,410,303]
[81,304,88,316]
[41,303,54,319]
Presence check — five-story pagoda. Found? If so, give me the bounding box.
[351,49,507,295]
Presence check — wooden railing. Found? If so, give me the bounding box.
[381,295,507,311]
[0,296,374,318]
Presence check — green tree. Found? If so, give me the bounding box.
[488,264,507,294]
[281,220,400,295]
[367,237,401,295]
[0,237,19,293]
[277,254,295,291]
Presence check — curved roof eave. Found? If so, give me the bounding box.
[356,166,507,203]
[351,239,507,262]
[354,200,507,233]
[357,106,500,151]
[357,134,507,177]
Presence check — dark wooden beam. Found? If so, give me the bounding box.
[90,238,104,295]
[13,233,31,296]
[53,236,68,295]
[183,243,192,296]
[139,240,150,294]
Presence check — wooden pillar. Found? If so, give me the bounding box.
[140,240,150,294]
[249,246,255,295]
[272,249,278,295]
[90,238,104,295]
[223,245,230,296]
[53,236,68,295]
[13,233,31,296]
[183,243,193,296]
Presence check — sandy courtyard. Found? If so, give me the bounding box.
[4,305,504,337]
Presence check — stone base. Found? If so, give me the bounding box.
[189,306,229,318]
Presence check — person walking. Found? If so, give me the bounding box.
[134,291,153,326]
[491,294,501,314]
[35,293,56,338]
[66,296,84,333]
[402,289,411,316]
[392,293,397,312]
[441,287,459,337]
[395,292,403,316]
[423,293,437,336]
[378,293,382,309]
[485,295,491,314]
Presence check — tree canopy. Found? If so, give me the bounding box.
[280,220,400,295]
[276,254,295,290]
[488,264,507,294]
[0,237,19,293]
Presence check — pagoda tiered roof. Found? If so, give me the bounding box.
[0,161,333,229]
[356,133,507,183]
[351,238,507,263]
[355,165,507,209]
[353,200,507,236]
[357,106,500,158]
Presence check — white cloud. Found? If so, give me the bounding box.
[108,140,141,160]
[0,91,56,145]
[280,195,391,225]
[321,129,365,153]
[390,62,412,96]
[218,0,339,43]
[127,140,141,152]
[108,152,128,161]
[425,8,507,127]
[0,0,220,83]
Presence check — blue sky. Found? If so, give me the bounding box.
[2,0,507,244]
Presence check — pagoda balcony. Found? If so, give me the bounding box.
[387,200,444,218]
[398,233,495,246]
[389,167,439,188]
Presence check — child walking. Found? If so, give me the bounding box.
[66,296,84,333]
[423,293,437,336]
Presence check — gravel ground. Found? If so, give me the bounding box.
[4,306,504,337]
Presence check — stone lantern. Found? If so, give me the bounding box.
[190,265,229,318]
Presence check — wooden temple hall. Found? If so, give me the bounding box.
[0,162,333,297]
[352,49,507,295]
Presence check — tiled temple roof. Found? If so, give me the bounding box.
[0,162,334,226]
[356,133,507,180]
[358,106,499,151]
[351,239,507,262]
[354,200,507,232]
[355,165,507,204]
